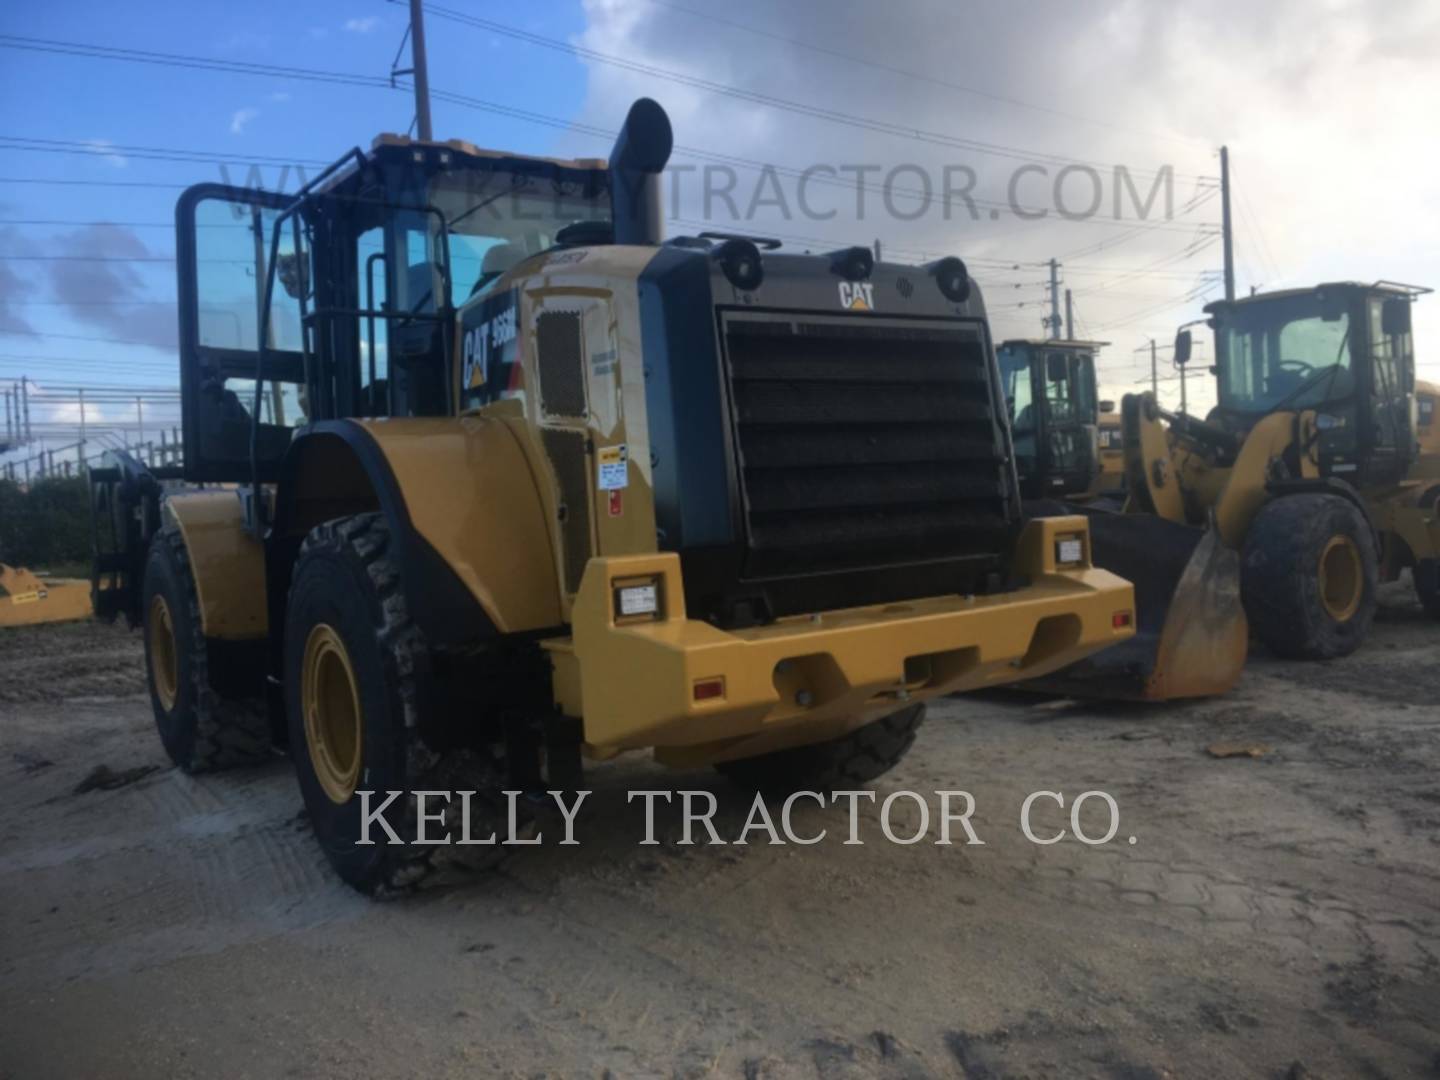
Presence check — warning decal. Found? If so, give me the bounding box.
[597,444,628,490]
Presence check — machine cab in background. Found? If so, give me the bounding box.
[1205,282,1430,490]
[173,137,613,487]
[998,339,1106,498]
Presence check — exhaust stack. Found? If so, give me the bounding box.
[609,98,673,246]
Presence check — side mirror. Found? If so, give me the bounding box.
[1382,297,1412,337]
[1046,353,1069,382]
[1174,328,1193,366]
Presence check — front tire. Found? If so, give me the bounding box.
[141,523,270,772]
[1240,494,1378,660]
[284,513,439,894]
[717,704,927,795]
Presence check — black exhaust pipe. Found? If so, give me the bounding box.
[609,98,673,246]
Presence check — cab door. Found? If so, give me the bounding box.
[1361,295,1414,488]
[176,184,307,483]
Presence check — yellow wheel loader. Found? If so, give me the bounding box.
[1039,281,1439,699]
[90,99,1135,892]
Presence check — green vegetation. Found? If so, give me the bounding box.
[0,477,92,572]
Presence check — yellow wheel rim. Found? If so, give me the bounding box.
[1319,535,1363,622]
[148,594,179,711]
[301,624,364,805]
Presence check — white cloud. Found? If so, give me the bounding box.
[81,139,127,169]
[269,91,291,103]
[229,107,260,135]
[344,16,381,34]
[569,0,1440,408]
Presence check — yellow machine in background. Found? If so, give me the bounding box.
[91,99,1136,893]
[1416,379,1439,503]
[1045,281,1437,700]
[0,564,93,628]
[1095,403,1126,495]
[997,339,1109,498]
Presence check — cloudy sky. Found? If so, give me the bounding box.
[2,0,1438,469]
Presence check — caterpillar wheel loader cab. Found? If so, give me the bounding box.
[90,99,1136,892]
[1190,281,1439,631]
[1042,280,1438,701]
[997,339,1107,498]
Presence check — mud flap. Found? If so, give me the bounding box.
[1022,502,1248,701]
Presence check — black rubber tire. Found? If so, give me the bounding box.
[716,704,926,796]
[1415,560,1440,620]
[1240,494,1378,660]
[142,523,271,772]
[284,513,441,894]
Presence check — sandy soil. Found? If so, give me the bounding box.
[1,582,1437,1079]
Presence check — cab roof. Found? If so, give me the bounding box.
[998,338,1110,350]
[1204,280,1431,315]
[370,133,608,172]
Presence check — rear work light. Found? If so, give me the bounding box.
[1113,610,1133,629]
[1055,535,1085,566]
[614,581,660,619]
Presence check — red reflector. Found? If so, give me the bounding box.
[693,677,725,701]
[1113,611,1133,629]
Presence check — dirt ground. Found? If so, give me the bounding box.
[1,582,1437,1079]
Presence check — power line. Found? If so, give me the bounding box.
[0,176,189,189]
[0,328,174,349]
[0,36,1218,236]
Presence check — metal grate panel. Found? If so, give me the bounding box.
[722,314,1014,580]
[536,311,587,418]
[541,427,592,593]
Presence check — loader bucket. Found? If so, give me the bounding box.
[1021,504,1248,700]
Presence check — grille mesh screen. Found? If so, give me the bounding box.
[537,311,587,418]
[722,316,1012,579]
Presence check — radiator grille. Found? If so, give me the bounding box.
[722,314,1014,580]
[541,427,591,593]
[536,310,587,418]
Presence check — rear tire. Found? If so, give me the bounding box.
[284,513,439,894]
[1240,494,1377,660]
[1415,560,1440,620]
[141,523,270,772]
[717,704,926,795]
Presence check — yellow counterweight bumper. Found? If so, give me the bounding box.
[542,516,1135,767]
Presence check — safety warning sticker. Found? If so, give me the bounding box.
[597,444,628,490]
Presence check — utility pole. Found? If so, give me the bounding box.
[78,387,87,473]
[1064,288,1074,340]
[873,238,883,263]
[1151,339,1159,397]
[408,0,434,141]
[1220,145,1235,303]
[136,395,145,461]
[4,386,11,444]
[21,377,31,443]
[1179,365,1188,416]
[1047,258,1061,340]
